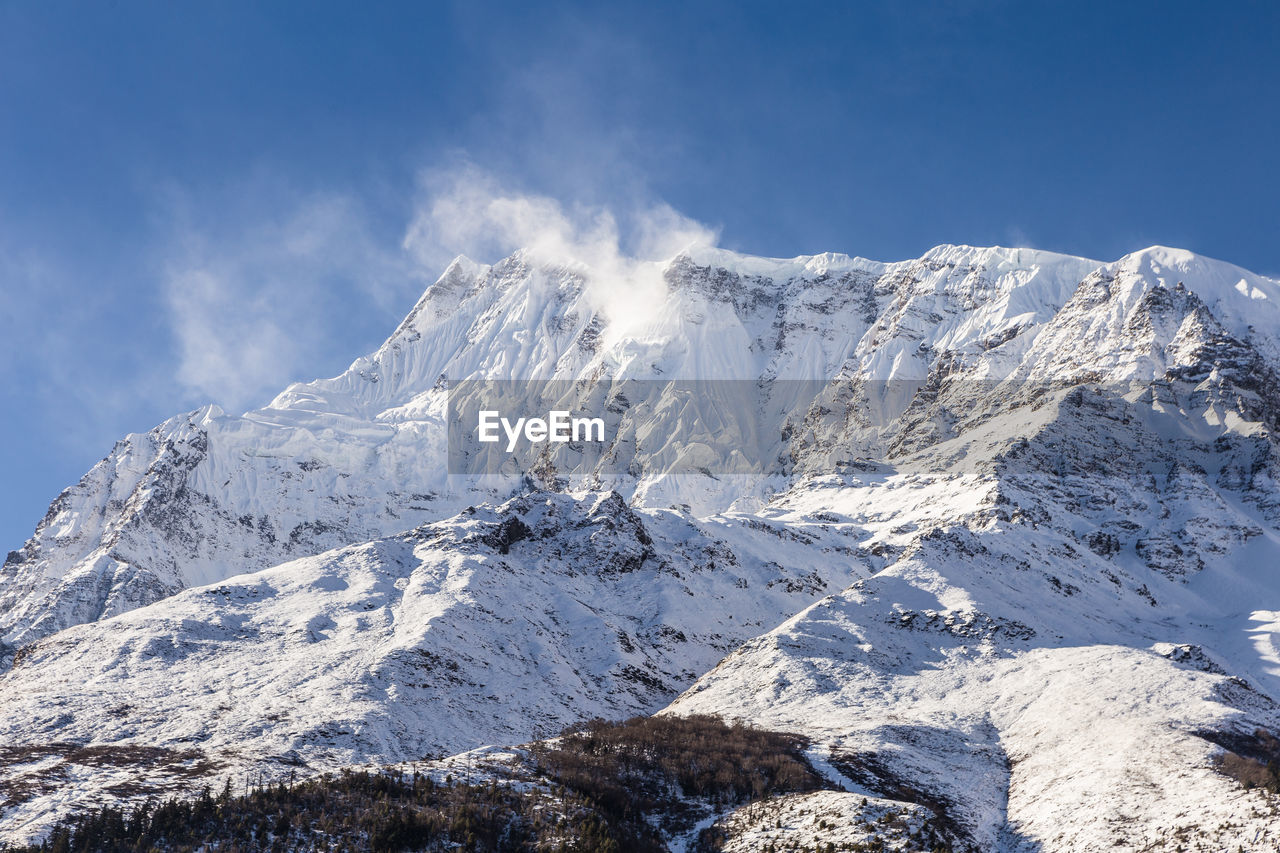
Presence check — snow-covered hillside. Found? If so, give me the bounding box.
[0,490,868,841]
[5,242,1280,850]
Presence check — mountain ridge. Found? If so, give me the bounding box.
[5,242,1280,849]
[6,242,1278,649]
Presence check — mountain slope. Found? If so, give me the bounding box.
[0,244,1109,648]
[5,243,1280,850]
[0,491,865,841]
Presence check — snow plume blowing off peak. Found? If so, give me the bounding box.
[154,168,715,417]
[16,223,1280,849]
[402,168,719,342]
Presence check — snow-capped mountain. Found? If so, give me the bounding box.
[5,242,1280,850]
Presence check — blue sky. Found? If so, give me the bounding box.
[1,0,1278,550]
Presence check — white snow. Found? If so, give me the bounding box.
[5,242,1280,850]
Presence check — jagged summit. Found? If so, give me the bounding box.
[5,242,1280,849]
[5,243,1278,652]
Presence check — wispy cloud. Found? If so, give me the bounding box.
[0,226,174,462]
[158,185,419,414]
[403,164,717,339]
[156,161,716,413]
[0,237,60,375]
[1002,225,1037,250]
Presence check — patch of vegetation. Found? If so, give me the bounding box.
[827,752,961,852]
[533,713,824,844]
[1200,728,1280,793]
[0,744,222,808]
[3,715,827,853]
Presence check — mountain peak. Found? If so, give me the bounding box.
[8,239,1280,849]
[673,244,881,281]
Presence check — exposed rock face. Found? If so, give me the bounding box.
[6,243,1280,850]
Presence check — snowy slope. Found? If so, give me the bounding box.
[0,243,1145,648]
[5,243,1280,850]
[0,491,867,841]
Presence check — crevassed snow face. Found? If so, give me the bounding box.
[7,243,1280,850]
[7,242,1280,648]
